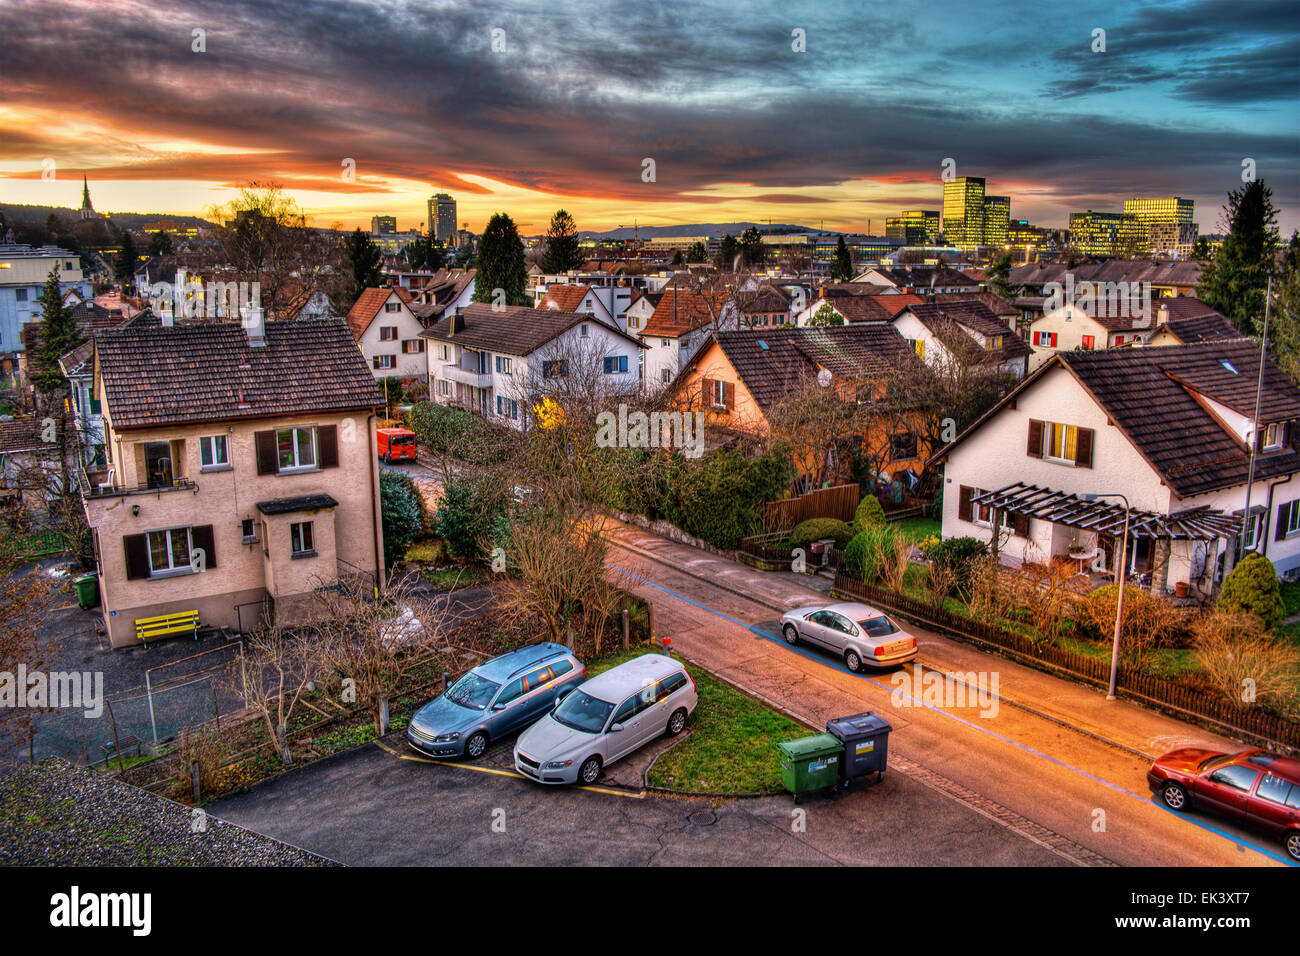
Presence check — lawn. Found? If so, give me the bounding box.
[420,565,491,589]
[586,649,807,794]
[893,516,941,542]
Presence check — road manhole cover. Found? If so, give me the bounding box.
[688,811,716,826]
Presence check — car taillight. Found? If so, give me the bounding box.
[686,669,695,692]
[875,645,886,657]
[911,637,917,648]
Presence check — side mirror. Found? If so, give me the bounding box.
[492,703,506,711]
[610,722,624,733]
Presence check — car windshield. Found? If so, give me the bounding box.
[1197,753,1234,773]
[444,671,500,710]
[551,690,614,734]
[392,435,414,445]
[858,615,900,637]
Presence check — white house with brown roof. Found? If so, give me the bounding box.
[346,286,426,379]
[893,301,1030,379]
[931,342,1300,598]
[81,313,385,647]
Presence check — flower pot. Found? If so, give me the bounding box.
[1174,581,1189,598]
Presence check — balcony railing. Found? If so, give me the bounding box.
[79,467,198,499]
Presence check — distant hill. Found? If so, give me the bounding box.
[0,202,214,230]
[577,222,817,240]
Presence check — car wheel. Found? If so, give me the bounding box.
[464,731,488,760]
[1285,831,1300,863]
[845,650,863,673]
[578,756,602,785]
[782,624,799,646]
[666,708,688,736]
[1160,781,1189,812]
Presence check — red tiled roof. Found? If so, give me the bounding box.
[543,284,592,312]
[0,418,47,454]
[346,287,401,338]
[643,288,717,338]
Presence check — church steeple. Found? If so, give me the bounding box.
[80,175,95,220]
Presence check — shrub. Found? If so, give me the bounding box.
[661,445,795,550]
[1078,584,1184,665]
[434,474,508,560]
[843,532,871,580]
[853,495,886,534]
[789,517,853,552]
[1193,611,1300,716]
[408,401,507,463]
[843,525,905,585]
[921,536,987,594]
[1217,552,1285,631]
[379,469,425,568]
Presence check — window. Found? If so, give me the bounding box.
[656,672,688,699]
[1081,334,1095,349]
[1256,773,1294,807]
[1034,330,1058,347]
[373,355,395,370]
[542,360,568,379]
[241,518,257,543]
[1044,422,1079,463]
[495,396,518,420]
[1242,512,1261,550]
[439,343,449,361]
[660,368,671,384]
[986,336,1003,351]
[496,677,525,707]
[889,432,918,461]
[911,339,925,359]
[1281,500,1300,538]
[436,379,452,397]
[277,426,316,472]
[199,435,229,469]
[1263,422,1283,450]
[495,355,512,374]
[1208,765,1258,792]
[628,316,639,330]
[603,355,628,374]
[290,521,314,557]
[14,288,26,302]
[147,527,192,575]
[969,487,1012,529]
[384,302,401,313]
[611,695,639,726]
[1114,335,1125,346]
[551,659,574,678]
[402,339,425,354]
[661,338,670,348]
[580,323,589,337]
[711,379,727,408]
[521,666,553,694]
[379,326,398,340]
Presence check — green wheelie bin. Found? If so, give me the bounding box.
[777,733,842,802]
[75,573,100,609]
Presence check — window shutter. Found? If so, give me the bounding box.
[1075,428,1094,468]
[1026,419,1044,458]
[318,425,339,468]
[255,430,278,475]
[1277,501,1292,541]
[1050,332,1058,347]
[958,485,973,522]
[1013,511,1029,537]
[123,534,150,580]
[724,381,735,410]
[190,524,217,570]
[700,377,713,407]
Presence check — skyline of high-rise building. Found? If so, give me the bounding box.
[429,192,457,246]
[942,176,986,251]
[886,209,941,245]
[982,195,1010,249]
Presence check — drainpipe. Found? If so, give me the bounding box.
[367,409,385,596]
[1261,476,1288,561]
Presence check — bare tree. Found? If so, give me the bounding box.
[226,624,324,767]
[0,532,57,756]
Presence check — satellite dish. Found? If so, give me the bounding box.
[817,368,832,388]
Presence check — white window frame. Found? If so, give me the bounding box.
[373,354,396,370]
[971,489,1013,530]
[146,526,194,576]
[1243,513,1261,550]
[1043,421,1080,465]
[199,434,229,470]
[1287,502,1300,537]
[711,379,727,408]
[241,517,259,543]
[276,426,317,473]
[1263,422,1283,451]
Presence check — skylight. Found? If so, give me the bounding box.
[758,340,769,350]
[1220,359,1239,374]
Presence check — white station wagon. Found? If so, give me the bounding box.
[514,653,697,785]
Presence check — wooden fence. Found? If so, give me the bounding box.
[832,571,1300,751]
[764,483,860,531]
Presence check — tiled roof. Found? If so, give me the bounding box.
[421,303,639,356]
[0,418,48,454]
[643,288,718,338]
[346,288,402,338]
[707,325,925,414]
[95,317,382,429]
[1062,343,1300,496]
[903,301,1030,361]
[734,284,791,315]
[867,266,978,290]
[1158,313,1243,345]
[543,284,592,312]
[819,294,923,323]
[931,291,1017,317]
[1010,259,1203,290]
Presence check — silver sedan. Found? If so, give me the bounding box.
[779,601,917,672]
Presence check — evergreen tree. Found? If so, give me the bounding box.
[114,230,137,286]
[540,209,582,274]
[715,234,741,269]
[472,213,528,306]
[988,252,1019,301]
[1198,179,1281,335]
[404,236,446,271]
[740,227,765,267]
[33,269,85,394]
[147,230,174,257]
[687,241,708,263]
[671,250,685,265]
[344,228,384,298]
[831,235,853,282]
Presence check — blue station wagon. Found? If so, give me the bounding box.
[407,643,586,759]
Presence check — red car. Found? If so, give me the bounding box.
[1147,747,1300,862]
[377,427,417,463]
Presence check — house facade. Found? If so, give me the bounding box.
[82,315,385,648]
[1026,300,1159,370]
[346,287,427,379]
[931,342,1300,597]
[893,301,1030,380]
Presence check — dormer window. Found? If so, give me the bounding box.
[1262,422,1284,451]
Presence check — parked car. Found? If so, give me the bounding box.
[1147,747,1300,862]
[407,643,585,759]
[377,426,417,463]
[514,653,697,785]
[779,601,917,672]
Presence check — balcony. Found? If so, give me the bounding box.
[441,363,491,388]
[79,467,198,499]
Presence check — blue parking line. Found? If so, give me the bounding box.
[606,561,1297,866]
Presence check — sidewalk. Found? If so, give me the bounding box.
[603,519,1246,761]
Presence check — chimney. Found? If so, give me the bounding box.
[241,302,266,347]
[1157,303,1170,326]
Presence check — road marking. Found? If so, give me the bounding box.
[606,556,1296,866]
[371,738,645,799]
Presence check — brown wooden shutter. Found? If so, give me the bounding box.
[255,430,278,475]
[724,381,735,410]
[1075,428,1094,468]
[1026,420,1044,458]
[958,485,973,522]
[1013,511,1029,537]
[1277,501,1292,541]
[318,424,339,468]
[123,534,150,580]
[190,524,216,570]
[700,377,713,408]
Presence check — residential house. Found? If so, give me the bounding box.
[930,342,1300,597]
[1146,298,1241,346]
[540,284,619,330]
[346,287,426,379]
[733,284,793,328]
[406,267,476,326]
[893,301,1031,379]
[422,303,643,427]
[796,291,924,326]
[1025,296,1159,371]
[623,289,663,335]
[81,314,386,648]
[0,243,90,359]
[854,265,981,295]
[673,325,932,490]
[640,287,724,389]
[0,417,62,517]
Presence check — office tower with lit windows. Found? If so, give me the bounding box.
[886,209,941,246]
[942,177,986,250]
[428,193,457,245]
[982,195,1010,248]
[1124,197,1197,257]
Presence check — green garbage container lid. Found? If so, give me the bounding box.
[777,733,842,759]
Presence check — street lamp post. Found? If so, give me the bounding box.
[1082,492,1130,700]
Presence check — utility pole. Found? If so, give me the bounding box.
[1240,274,1274,560]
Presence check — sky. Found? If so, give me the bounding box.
[1,0,1297,236]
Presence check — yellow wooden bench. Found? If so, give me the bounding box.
[136,610,200,644]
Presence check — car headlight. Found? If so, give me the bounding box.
[544,759,573,770]
[432,732,461,742]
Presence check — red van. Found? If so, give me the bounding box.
[1148,747,1300,861]
[377,427,417,463]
